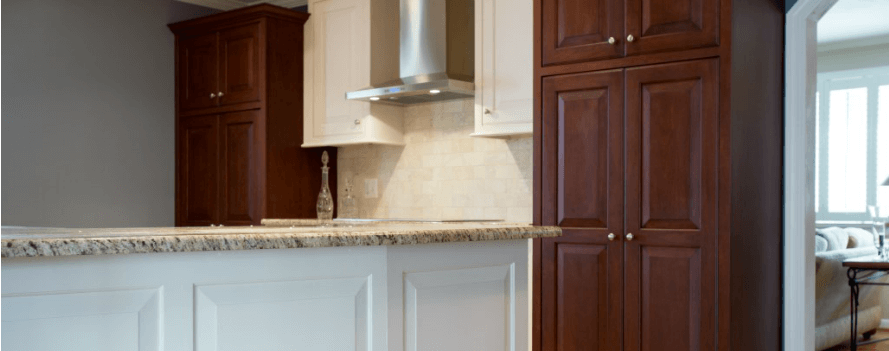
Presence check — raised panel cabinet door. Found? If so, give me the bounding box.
[178,115,219,226]
[218,22,262,107]
[179,33,219,111]
[473,0,534,136]
[623,59,718,351]
[218,110,261,226]
[625,0,719,56]
[540,0,623,66]
[307,0,368,143]
[540,70,623,351]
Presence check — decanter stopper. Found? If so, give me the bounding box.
[316,151,334,220]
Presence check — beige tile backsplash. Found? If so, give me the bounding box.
[337,98,533,223]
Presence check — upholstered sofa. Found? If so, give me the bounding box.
[816,227,884,350]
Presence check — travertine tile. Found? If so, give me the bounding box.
[337,98,533,223]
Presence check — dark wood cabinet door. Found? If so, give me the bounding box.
[623,59,718,351]
[218,110,261,225]
[540,70,624,351]
[218,23,261,107]
[625,0,719,56]
[540,0,623,66]
[178,115,219,226]
[179,33,218,111]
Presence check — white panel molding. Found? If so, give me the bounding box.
[195,276,372,351]
[2,287,163,351]
[404,264,515,351]
[785,0,839,351]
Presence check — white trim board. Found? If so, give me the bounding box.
[817,33,889,53]
[785,1,840,351]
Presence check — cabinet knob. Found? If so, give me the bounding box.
[627,34,635,42]
[218,91,224,97]
[607,233,615,241]
[354,119,361,125]
[626,233,634,241]
[607,37,616,45]
[484,108,491,115]
[210,93,216,98]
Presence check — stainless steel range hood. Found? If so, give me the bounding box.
[346,0,474,105]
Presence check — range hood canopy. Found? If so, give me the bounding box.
[346,0,474,105]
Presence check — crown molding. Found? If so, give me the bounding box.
[817,33,889,53]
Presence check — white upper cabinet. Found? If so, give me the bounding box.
[472,0,533,137]
[303,0,404,147]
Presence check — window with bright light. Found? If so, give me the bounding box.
[815,66,889,222]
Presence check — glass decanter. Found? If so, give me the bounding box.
[316,151,334,220]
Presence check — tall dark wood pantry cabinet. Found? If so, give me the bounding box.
[533,0,784,350]
[170,5,336,227]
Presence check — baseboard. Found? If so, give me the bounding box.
[880,319,889,329]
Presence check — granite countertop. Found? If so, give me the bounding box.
[1,219,561,258]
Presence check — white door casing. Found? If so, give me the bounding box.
[785,0,839,350]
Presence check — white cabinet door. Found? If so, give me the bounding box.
[303,0,404,147]
[472,0,534,137]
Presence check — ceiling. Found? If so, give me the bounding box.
[818,0,889,43]
[177,0,308,11]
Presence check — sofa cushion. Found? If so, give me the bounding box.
[816,236,829,252]
[847,227,875,248]
[816,227,850,250]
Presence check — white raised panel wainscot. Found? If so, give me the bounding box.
[1,240,529,351]
[302,0,404,147]
[472,0,533,137]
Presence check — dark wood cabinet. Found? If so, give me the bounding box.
[179,33,218,111]
[218,110,260,225]
[540,69,623,351]
[535,0,784,349]
[178,115,219,226]
[171,4,336,227]
[623,59,718,351]
[540,60,718,351]
[178,22,261,113]
[625,0,719,56]
[539,0,720,67]
[218,23,262,107]
[540,0,623,66]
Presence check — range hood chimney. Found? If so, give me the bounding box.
[346,0,474,105]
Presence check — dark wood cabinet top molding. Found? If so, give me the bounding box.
[168,3,309,34]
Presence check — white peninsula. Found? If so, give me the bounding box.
[1,220,559,351]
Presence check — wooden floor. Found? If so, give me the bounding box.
[827,330,889,351]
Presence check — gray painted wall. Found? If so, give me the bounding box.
[2,0,219,227]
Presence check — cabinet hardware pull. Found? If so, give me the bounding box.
[210,93,216,98]
[354,119,361,125]
[484,108,491,115]
[626,233,634,241]
[218,92,224,97]
[627,34,635,42]
[607,37,615,45]
[607,233,615,241]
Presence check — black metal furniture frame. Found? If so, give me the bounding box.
[847,267,889,350]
